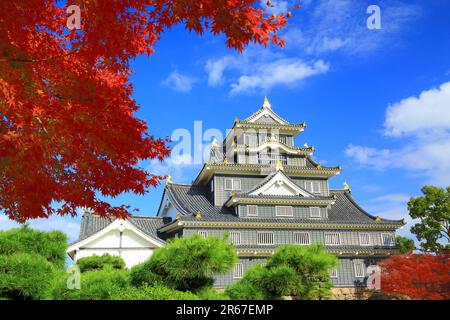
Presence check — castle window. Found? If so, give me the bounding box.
[247,205,258,217]
[309,207,321,218]
[359,233,371,246]
[198,231,208,238]
[305,181,321,194]
[233,263,244,279]
[244,133,258,146]
[354,261,366,278]
[381,233,395,246]
[257,231,274,245]
[330,268,338,278]
[324,232,341,245]
[224,178,241,191]
[293,232,310,245]
[229,231,241,245]
[248,153,258,164]
[275,206,293,217]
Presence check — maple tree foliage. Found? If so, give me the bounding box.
[0,1,292,222]
[379,253,450,300]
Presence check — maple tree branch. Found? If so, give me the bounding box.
[2,47,81,63]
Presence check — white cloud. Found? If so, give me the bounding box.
[162,71,197,92]
[346,81,450,186]
[0,215,80,243]
[284,0,421,56]
[385,82,450,136]
[373,193,411,203]
[205,57,231,87]
[230,59,329,94]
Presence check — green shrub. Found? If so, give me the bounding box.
[76,254,126,272]
[0,226,67,267]
[111,284,199,300]
[0,252,55,300]
[49,267,130,300]
[225,264,267,300]
[196,287,230,300]
[227,244,337,300]
[139,234,237,292]
[130,262,163,287]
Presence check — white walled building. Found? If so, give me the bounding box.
[67,213,168,268]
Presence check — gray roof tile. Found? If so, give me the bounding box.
[76,213,169,242]
[165,184,404,226]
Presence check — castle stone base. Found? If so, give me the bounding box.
[332,287,372,300]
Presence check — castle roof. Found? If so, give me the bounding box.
[159,183,405,230]
[76,212,170,243]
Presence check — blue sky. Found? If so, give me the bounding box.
[1,0,450,245]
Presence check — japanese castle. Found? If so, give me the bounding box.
[67,97,405,296]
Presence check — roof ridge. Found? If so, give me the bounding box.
[129,215,163,219]
[86,213,163,219]
[169,183,194,187]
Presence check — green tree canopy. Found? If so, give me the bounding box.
[131,234,237,292]
[0,252,54,300]
[76,254,126,273]
[0,225,67,267]
[408,186,450,253]
[395,236,415,254]
[226,243,338,300]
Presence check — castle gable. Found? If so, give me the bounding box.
[248,170,312,197]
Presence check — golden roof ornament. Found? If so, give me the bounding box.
[303,142,309,148]
[176,214,181,220]
[276,159,284,171]
[343,181,351,191]
[223,158,228,164]
[375,216,382,222]
[262,96,271,109]
[195,212,202,219]
[165,175,172,185]
[316,164,322,169]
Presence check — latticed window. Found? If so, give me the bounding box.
[294,232,310,245]
[324,232,341,245]
[275,206,293,217]
[233,263,244,279]
[305,181,321,194]
[381,233,395,246]
[224,178,241,191]
[330,268,338,278]
[198,231,208,238]
[309,207,321,218]
[257,231,274,245]
[248,152,258,164]
[359,233,371,246]
[229,231,241,245]
[244,133,258,146]
[354,261,366,278]
[247,205,258,217]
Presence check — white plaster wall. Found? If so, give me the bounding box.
[84,229,120,248]
[262,183,296,196]
[75,228,160,268]
[159,194,179,220]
